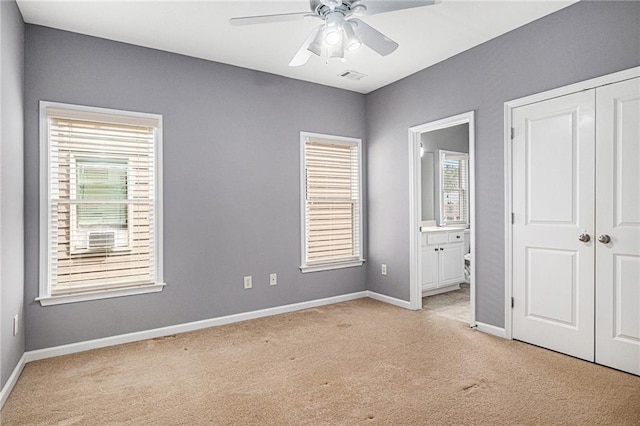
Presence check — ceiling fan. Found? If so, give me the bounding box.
[230,0,440,67]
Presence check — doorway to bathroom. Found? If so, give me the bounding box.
[408,111,476,327]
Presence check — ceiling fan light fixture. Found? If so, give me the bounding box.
[343,21,362,51]
[327,41,345,60]
[232,0,440,67]
[324,12,345,45]
[346,40,362,51]
[324,27,342,45]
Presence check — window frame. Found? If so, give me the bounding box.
[38,101,165,306]
[438,149,469,226]
[299,131,365,273]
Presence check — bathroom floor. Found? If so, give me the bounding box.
[422,283,470,324]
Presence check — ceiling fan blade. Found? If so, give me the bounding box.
[350,18,398,56]
[350,0,440,17]
[289,26,323,67]
[230,12,313,26]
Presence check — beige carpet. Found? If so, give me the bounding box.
[2,298,639,425]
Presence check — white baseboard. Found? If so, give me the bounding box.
[366,291,412,309]
[0,353,26,410]
[25,291,369,363]
[475,321,507,339]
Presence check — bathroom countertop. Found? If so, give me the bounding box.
[420,226,470,233]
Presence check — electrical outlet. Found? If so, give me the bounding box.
[270,273,277,286]
[13,314,18,336]
[243,276,252,289]
[381,264,388,276]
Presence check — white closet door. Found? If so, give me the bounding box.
[512,91,596,361]
[595,77,640,375]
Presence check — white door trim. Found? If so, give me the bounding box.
[503,66,640,340]
[408,111,476,327]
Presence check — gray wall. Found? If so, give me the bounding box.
[421,152,435,221]
[365,1,640,327]
[0,0,25,388]
[24,25,366,351]
[421,123,469,223]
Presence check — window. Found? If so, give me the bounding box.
[38,102,164,305]
[439,150,469,225]
[300,132,364,273]
[70,157,131,253]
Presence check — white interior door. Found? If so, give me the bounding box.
[512,90,596,361]
[595,77,640,375]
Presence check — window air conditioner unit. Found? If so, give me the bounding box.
[87,230,116,250]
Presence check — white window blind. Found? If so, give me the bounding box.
[440,150,469,225]
[40,103,163,303]
[301,133,363,272]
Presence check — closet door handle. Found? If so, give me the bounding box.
[598,234,611,244]
[578,233,590,242]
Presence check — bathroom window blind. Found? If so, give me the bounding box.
[42,104,162,299]
[301,135,363,270]
[440,151,469,225]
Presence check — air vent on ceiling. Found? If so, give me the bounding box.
[338,70,367,81]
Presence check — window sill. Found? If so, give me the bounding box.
[69,246,133,256]
[300,259,365,274]
[36,282,166,306]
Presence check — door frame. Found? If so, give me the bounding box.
[503,66,640,340]
[408,111,476,327]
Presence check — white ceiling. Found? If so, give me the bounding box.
[16,0,577,94]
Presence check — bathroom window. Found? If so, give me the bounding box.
[300,132,364,273]
[440,150,469,225]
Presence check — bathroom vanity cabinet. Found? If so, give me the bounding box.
[421,228,466,295]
